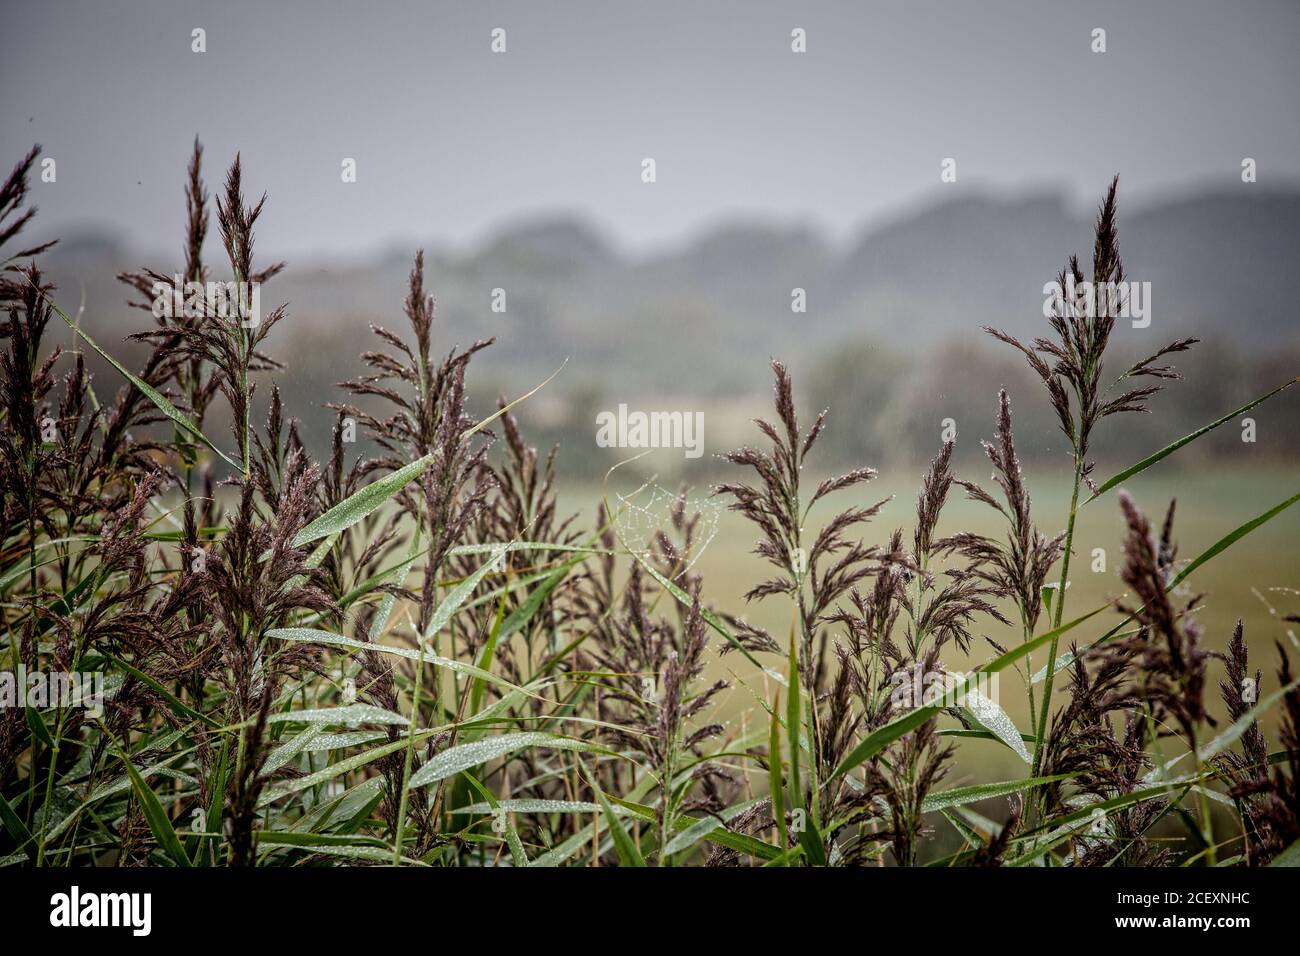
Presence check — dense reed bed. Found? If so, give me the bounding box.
[2,142,1298,867]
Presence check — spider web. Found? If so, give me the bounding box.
[1253,586,1300,643]
[608,481,724,574]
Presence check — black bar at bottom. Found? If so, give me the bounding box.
[0,865,1292,944]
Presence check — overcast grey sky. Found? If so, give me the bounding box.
[4,0,1299,259]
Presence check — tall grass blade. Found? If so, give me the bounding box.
[580,760,645,866]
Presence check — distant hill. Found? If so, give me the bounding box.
[41,185,1300,375]
[30,186,1300,474]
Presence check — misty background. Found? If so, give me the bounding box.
[4,0,1300,481]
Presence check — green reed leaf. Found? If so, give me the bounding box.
[1085,378,1297,503]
